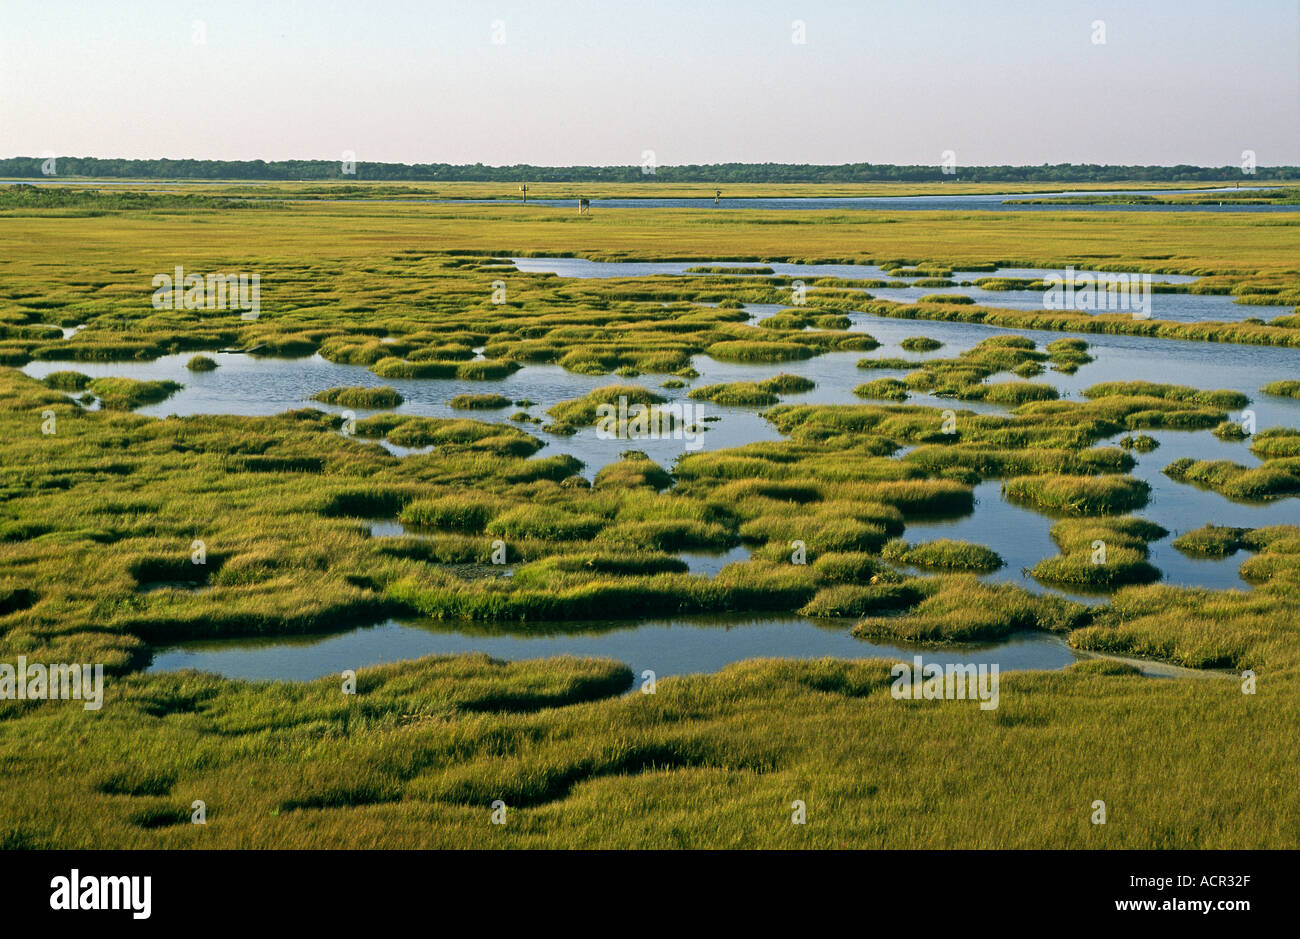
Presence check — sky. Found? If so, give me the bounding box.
[2,0,1297,166]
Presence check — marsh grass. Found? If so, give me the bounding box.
[1171,524,1252,557]
[690,382,778,406]
[1003,474,1151,516]
[900,336,943,352]
[42,370,90,391]
[800,581,926,617]
[1085,381,1249,410]
[853,576,1090,642]
[1119,434,1159,452]
[856,356,926,370]
[1164,457,1300,500]
[372,357,521,381]
[1046,338,1093,373]
[1251,428,1300,459]
[904,445,1133,479]
[450,393,511,409]
[3,192,1299,849]
[87,377,183,410]
[312,386,404,408]
[546,385,667,426]
[959,381,1059,405]
[854,378,910,401]
[1261,380,1300,399]
[706,340,816,363]
[400,495,499,532]
[1030,547,1160,588]
[881,538,1004,572]
[1212,420,1250,441]
[593,456,674,491]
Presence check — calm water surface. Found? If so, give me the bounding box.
[146,615,1080,682]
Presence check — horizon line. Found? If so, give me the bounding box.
[5,157,1300,171]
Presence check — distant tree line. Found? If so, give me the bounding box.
[0,157,1295,183]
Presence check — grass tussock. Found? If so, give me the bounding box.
[87,377,182,410]
[853,576,1089,642]
[1003,474,1151,516]
[1084,381,1249,410]
[312,386,403,409]
[881,538,1004,573]
[42,370,90,391]
[1171,524,1253,558]
[899,336,943,352]
[450,393,511,409]
[1164,458,1300,501]
[706,340,816,363]
[1261,380,1300,399]
[1251,428,1300,460]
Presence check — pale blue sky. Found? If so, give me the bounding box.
[2,0,1297,165]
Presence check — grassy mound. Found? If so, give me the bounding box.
[87,377,182,410]
[1251,428,1300,459]
[42,370,91,391]
[1261,380,1300,399]
[706,340,816,363]
[1084,381,1248,410]
[881,538,1004,572]
[450,393,511,409]
[854,378,909,401]
[853,576,1089,642]
[1164,458,1300,500]
[312,386,404,409]
[1171,524,1252,557]
[900,336,943,352]
[1003,474,1151,515]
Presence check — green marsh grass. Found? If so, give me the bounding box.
[853,576,1090,643]
[1003,474,1152,516]
[1119,434,1159,452]
[87,377,183,410]
[854,378,910,401]
[706,340,816,363]
[3,189,1299,848]
[1163,458,1300,500]
[916,294,975,305]
[449,393,512,409]
[800,582,926,617]
[881,538,1004,572]
[1261,380,1300,399]
[1084,381,1249,410]
[42,370,90,391]
[1212,420,1250,441]
[1251,428,1300,459]
[312,386,404,409]
[899,336,943,352]
[1171,524,1252,557]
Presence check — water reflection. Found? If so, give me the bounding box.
[146,614,1081,682]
